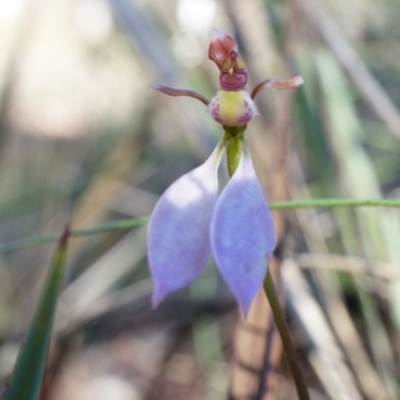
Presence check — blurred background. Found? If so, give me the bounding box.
[1,0,400,399]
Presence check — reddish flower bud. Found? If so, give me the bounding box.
[208,29,238,69]
[208,30,248,91]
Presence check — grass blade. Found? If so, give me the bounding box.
[5,226,69,400]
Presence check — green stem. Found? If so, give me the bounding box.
[223,125,246,176]
[0,217,149,254]
[270,198,400,210]
[264,272,310,400]
[3,198,400,254]
[226,136,242,176]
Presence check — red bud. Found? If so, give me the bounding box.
[208,30,248,91]
[208,30,238,70]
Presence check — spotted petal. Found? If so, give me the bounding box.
[210,145,276,317]
[148,147,223,307]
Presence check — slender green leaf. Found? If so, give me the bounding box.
[5,227,69,400]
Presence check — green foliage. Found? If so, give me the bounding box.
[4,229,69,400]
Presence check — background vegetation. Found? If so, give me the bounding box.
[0,0,400,399]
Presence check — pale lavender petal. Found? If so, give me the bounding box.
[148,147,223,308]
[210,146,276,317]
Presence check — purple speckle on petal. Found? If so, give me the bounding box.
[238,112,252,125]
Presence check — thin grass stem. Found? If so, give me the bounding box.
[0,217,149,253]
[2,198,400,253]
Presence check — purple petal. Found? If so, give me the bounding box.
[148,147,223,307]
[210,146,276,317]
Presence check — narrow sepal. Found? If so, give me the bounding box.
[148,147,223,307]
[251,75,304,99]
[151,84,210,106]
[210,145,276,317]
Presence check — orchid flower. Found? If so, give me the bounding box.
[148,30,304,317]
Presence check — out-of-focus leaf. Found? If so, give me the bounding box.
[5,227,69,400]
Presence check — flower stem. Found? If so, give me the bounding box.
[226,136,241,176]
[223,125,246,176]
[264,272,310,400]
[225,133,309,398]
